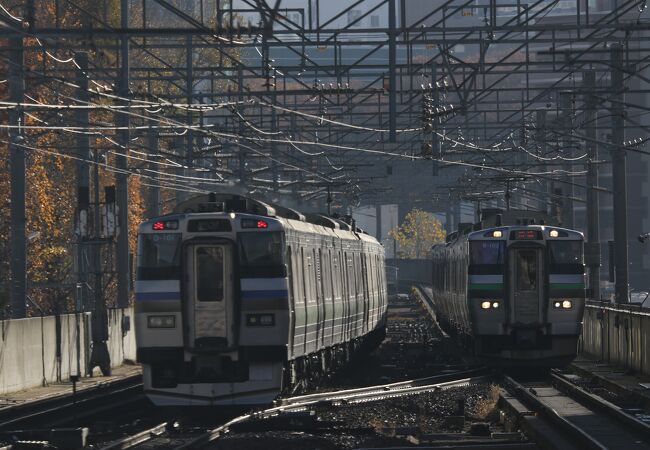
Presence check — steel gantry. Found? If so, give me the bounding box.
[2,0,650,330]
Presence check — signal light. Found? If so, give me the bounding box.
[151,220,179,231]
[242,218,270,229]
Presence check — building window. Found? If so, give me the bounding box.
[347,9,362,26]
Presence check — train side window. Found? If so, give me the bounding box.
[195,246,224,302]
[304,248,313,303]
[300,247,307,304]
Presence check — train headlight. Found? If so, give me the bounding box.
[147,315,175,328]
[492,230,502,238]
[492,301,500,308]
[481,301,491,309]
[552,299,573,309]
[549,229,559,238]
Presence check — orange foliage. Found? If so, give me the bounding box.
[0,2,145,314]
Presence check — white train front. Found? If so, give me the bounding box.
[135,194,388,406]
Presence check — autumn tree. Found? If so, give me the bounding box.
[388,208,446,259]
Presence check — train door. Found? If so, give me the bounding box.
[362,254,369,334]
[184,242,233,350]
[509,248,544,324]
[286,246,296,357]
[314,248,323,350]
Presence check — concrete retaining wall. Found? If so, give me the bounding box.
[0,307,136,395]
[386,258,432,287]
[581,301,650,375]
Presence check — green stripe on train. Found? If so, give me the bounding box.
[468,283,503,290]
[549,283,585,289]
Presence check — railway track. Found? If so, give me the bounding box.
[503,371,650,449]
[0,374,144,430]
[99,422,215,450]
[100,369,491,450]
[170,369,490,450]
[278,367,488,407]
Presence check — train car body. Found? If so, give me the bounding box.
[135,195,388,406]
[431,224,585,366]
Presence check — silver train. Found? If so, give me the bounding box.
[135,194,388,406]
[430,219,585,366]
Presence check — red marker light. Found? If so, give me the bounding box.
[257,220,268,229]
[152,221,165,230]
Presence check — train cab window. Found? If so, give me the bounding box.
[196,247,224,302]
[137,233,181,280]
[516,250,537,291]
[548,241,584,274]
[469,241,505,275]
[238,232,285,277]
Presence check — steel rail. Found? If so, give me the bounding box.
[99,422,168,450]
[549,370,650,437]
[279,367,486,406]
[0,375,144,430]
[503,375,608,450]
[175,372,492,450]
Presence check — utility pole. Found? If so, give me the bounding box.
[271,89,279,192]
[115,0,130,309]
[9,25,26,318]
[147,120,160,218]
[237,67,247,187]
[431,61,440,176]
[181,34,193,204]
[559,91,574,228]
[75,52,90,310]
[584,70,601,302]
[536,110,549,214]
[388,0,396,142]
[610,44,628,304]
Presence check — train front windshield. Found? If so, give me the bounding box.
[470,241,505,274]
[238,232,285,278]
[137,233,182,280]
[548,241,584,273]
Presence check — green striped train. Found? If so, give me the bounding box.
[430,222,585,367]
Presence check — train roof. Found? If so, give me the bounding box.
[145,193,380,245]
[468,225,584,241]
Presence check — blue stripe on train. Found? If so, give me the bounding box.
[135,292,180,301]
[241,290,288,299]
